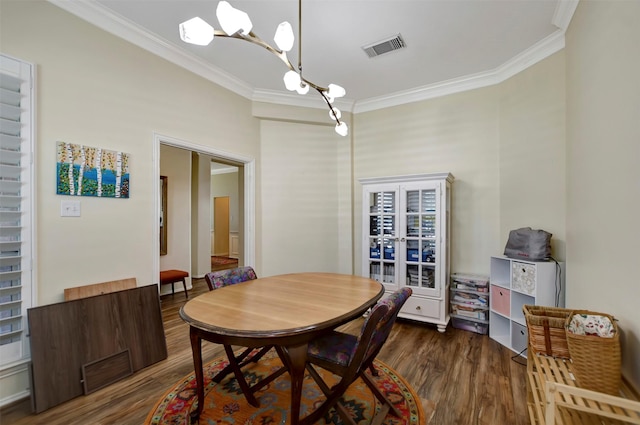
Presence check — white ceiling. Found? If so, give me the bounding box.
[49,0,577,113]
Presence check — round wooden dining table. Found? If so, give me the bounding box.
[179,272,384,424]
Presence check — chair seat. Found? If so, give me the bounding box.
[307,331,357,367]
[159,269,189,299]
[159,269,189,284]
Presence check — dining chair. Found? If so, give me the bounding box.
[203,266,282,407]
[302,287,413,425]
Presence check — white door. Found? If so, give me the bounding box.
[399,181,442,298]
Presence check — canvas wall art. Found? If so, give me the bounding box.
[56,141,130,198]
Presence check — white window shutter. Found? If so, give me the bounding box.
[0,54,34,365]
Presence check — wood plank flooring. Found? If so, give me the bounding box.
[1,279,530,425]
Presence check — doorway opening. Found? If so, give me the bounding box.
[153,133,255,286]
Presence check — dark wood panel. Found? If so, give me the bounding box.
[82,349,132,394]
[27,285,167,413]
[27,301,86,411]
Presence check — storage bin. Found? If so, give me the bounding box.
[369,248,380,259]
[511,322,528,353]
[450,290,488,307]
[422,250,435,262]
[383,247,395,260]
[490,285,510,316]
[451,273,489,292]
[512,261,536,295]
[451,304,488,321]
[523,305,571,359]
[407,248,419,261]
[451,317,488,335]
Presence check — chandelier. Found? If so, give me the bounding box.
[179,0,348,136]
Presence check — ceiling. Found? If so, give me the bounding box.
[49,0,577,113]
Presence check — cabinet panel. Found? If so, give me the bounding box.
[401,296,441,319]
[361,173,453,332]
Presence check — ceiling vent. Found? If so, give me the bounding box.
[362,34,406,58]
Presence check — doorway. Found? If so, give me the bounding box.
[153,133,256,286]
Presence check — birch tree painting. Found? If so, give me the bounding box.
[56,141,130,198]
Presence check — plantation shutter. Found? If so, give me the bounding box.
[0,54,34,365]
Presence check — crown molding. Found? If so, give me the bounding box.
[553,0,580,31]
[252,89,355,113]
[353,29,566,114]
[48,0,575,116]
[48,0,254,99]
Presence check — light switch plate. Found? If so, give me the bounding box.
[61,200,81,217]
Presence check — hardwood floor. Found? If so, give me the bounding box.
[1,279,530,425]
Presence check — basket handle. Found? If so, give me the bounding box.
[542,317,553,356]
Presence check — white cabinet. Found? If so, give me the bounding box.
[489,256,565,355]
[360,173,453,332]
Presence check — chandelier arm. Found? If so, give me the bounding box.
[214,30,329,93]
[214,30,295,72]
[210,28,343,130]
[317,88,343,125]
[298,0,302,76]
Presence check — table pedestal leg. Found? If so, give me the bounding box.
[286,344,308,425]
[189,328,204,424]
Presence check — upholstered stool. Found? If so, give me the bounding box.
[159,269,189,299]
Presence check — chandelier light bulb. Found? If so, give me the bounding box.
[329,108,341,120]
[296,81,309,95]
[274,22,294,52]
[283,70,301,91]
[327,84,346,99]
[335,121,349,137]
[179,17,215,46]
[217,1,253,36]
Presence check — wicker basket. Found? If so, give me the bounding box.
[523,305,572,358]
[565,310,621,395]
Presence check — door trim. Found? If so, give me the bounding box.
[152,133,256,284]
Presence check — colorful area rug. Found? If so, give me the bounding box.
[145,350,423,425]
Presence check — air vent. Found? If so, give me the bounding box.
[362,34,406,58]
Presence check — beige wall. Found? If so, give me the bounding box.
[259,120,350,277]
[0,0,259,306]
[160,145,191,289]
[498,53,566,260]
[354,52,566,276]
[566,0,640,387]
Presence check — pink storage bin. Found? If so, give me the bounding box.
[491,285,510,316]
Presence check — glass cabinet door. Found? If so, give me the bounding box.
[402,185,440,297]
[366,190,397,289]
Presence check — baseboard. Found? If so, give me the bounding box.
[0,361,31,409]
